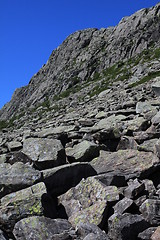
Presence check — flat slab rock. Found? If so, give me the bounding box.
[23,138,66,170]
[59,176,119,227]
[91,149,160,180]
[0,162,41,198]
[0,182,47,232]
[13,216,74,240]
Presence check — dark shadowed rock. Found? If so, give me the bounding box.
[5,151,32,165]
[0,162,41,198]
[6,141,22,152]
[23,138,66,170]
[13,217,74,240]
[108,213,150,240]
[91,150,160,180]
[138,227,157,240]
[94,173,126,187]
[0,229,8,240]
[116,136,138,151]
[42,162,97,196]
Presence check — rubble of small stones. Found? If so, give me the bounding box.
[0,3,160,240]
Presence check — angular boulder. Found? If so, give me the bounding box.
[59,177,119,228]
[0,182,47,232]
[77,222,109,240]
[6,141,22,152]
[138,227,157,240]
[91,150,160,180]
[13,216,74,240]
[108,213,149,240]
[23,138,66,170]
[0,162,41,198]
[140,199,160,225]
[66,140,99,162]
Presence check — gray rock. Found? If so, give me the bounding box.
[77,222,108,240]
[113,197,134,214]
[13,217,74,240]
[42,162,96,196]
[0,162,41,198]
[136,101,157,115]
[66,140,99,162]
[124,179,145,199]
[6,141,22,152]
[108,213,150,240]
[91,150,160,180]
[151,111,160,125]
[116,136,138,150]
[152,79,160,97]
[59,177,119,227]
[151,226,160,240]
[94,114,126,131]
[140,199,160,225]
[138,227,157,240]
[138,138,159,153]
[23,138,66,170]
[0,182,47,232]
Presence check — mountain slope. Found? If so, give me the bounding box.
[0,2,160,122]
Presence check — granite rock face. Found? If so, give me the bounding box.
[1,3,160,239]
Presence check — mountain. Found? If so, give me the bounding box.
[1,3,160,240]
[0,2,160,122]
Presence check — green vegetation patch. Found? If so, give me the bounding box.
[128,70,160,88]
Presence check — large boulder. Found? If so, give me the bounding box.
[93,114,126,131]
[0,162,41,198]
[0,182,47,232]
[23,138,66,170]
[91,149,160,180]
[140,199,160,225]
[42,162,97,196]
[136,101,157,119]
[108,213,149,240]
[66,140,99,162]
[13,216,74,240]
[59,177,119,228]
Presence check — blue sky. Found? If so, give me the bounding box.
[0,0,159,109]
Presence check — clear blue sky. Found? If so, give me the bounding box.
[0,0,159,109]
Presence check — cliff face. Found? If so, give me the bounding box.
[0,2,160,120]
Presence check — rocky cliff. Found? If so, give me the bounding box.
[0,2,160,120]
[0,2,160,240]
